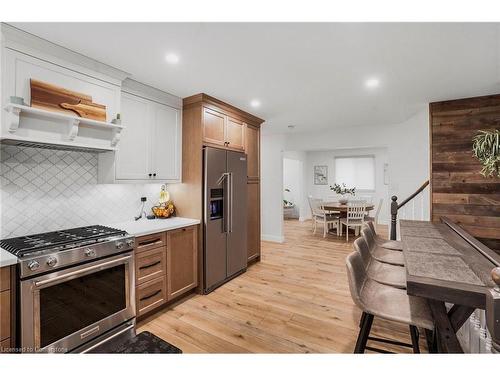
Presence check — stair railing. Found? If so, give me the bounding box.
[390,180,430,240]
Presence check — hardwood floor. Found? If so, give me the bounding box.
[137,219,427,353]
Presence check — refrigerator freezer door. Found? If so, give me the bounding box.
[204,147,228,291]
[226,150,248,277]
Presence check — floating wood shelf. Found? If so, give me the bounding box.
[3,103,125,151]
[5,103,123,131]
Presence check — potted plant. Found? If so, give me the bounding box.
[330,183,356,205]
[472,129,500,178]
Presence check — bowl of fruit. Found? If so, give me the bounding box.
[152,201,175,219]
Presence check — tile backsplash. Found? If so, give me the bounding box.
[1,145,163,238]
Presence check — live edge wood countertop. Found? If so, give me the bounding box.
[110,217,200,237]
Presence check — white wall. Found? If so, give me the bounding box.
[304,148,389,224]
[261,106,430,242]
[261,134,286,242]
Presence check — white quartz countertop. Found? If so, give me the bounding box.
[0,248,18,267]
[110,217,200,237]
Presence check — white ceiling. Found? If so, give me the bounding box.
[11,22,500,134]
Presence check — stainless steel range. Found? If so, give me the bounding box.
[0,225,136,353]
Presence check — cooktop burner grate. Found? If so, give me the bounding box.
[0,225,127,257]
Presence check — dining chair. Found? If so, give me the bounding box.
[307,196,340,237]
[345,251,435,353]
[364,198,382,232]
[339,201,366,242]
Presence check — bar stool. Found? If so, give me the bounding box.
[365,221,403,251]
[345,251,435,353]
[361,228,405,267]
[353,237,406,289]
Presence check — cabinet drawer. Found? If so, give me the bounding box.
[135,232,166,253]
[136,276,167,317]
[135,246,166,285]
[0,290,10,341]
[0,267,10,292]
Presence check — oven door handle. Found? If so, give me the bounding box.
[34,255,132,288]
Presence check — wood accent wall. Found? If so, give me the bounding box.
[430,94,500,252]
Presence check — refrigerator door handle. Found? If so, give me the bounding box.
[216,172,229,186]
[229,172,234,233]
[216,172,230,233]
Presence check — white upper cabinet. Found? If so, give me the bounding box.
[0,26,182,184]
[1,48,123,151]
[99,89,182,184]
[151,103,180,181]
[115,93,152,180]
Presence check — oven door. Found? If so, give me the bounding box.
[20,252,135,353]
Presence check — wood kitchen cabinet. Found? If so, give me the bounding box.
[166,226,198,300]
[245,124,260,181]
[202,107,245,151]
[134,225,198,319]
[170,93,264,276]
[203,108,226,147]
[225,116,245,151]
[247,181,261,262]
[0,265,14,351]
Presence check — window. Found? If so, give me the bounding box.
[334,156,375,190]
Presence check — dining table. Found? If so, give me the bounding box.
[399,218,500,353]
[322,202,374,236]
[322,202,374,216]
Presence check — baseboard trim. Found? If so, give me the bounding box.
[261,234,285,243]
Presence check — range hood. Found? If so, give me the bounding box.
[1,103,124,153]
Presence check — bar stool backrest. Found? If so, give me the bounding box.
[361,227,376,249]
[367,221,377,235]
[353,237,372,268]
[345,251,367,311]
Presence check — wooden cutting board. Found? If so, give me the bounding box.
[30,79,107,122]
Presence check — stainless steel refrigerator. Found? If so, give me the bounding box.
[203,147,248,293]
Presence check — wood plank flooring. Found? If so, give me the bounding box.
[137,219,427,353]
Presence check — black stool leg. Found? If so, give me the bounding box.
[409,325,420,353]
[354,312,374,353]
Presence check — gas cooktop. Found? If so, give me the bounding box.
[0,225,127,258]
[2,225,135,278]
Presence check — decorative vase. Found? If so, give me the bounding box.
[338,197,348,205]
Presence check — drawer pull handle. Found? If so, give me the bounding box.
[140,289,162,301]
[138,238,162,247]
[139,260,161,270]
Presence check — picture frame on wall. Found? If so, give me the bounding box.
[314,165,328,185]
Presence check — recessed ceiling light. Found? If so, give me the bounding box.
[250,99,261,108]
[365,77,380,89]
[165,53,180,64]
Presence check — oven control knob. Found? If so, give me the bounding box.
[85,248,96,257]
[46,257,58,267]
[116,242,125,250]
[28,260,40,271]
[125,239,134,247]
